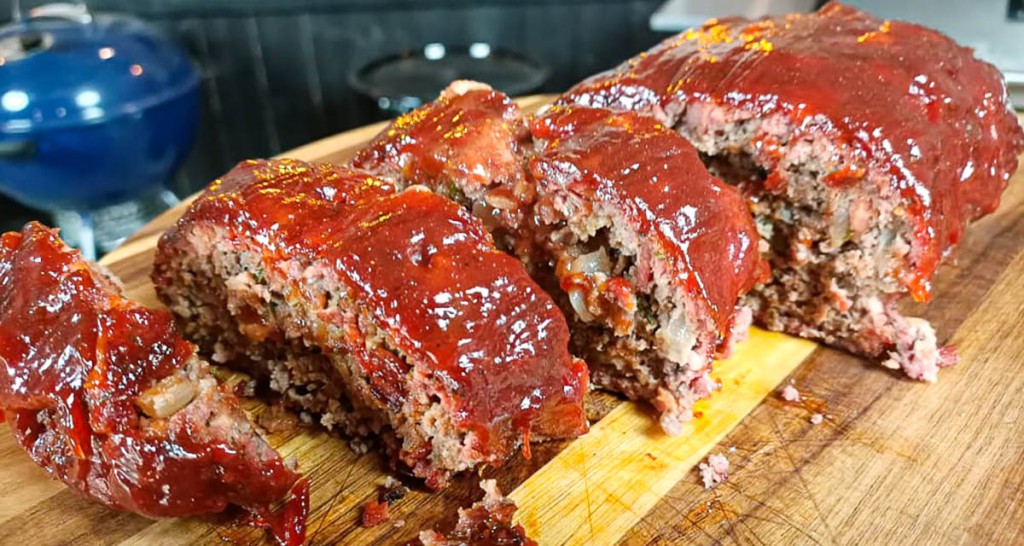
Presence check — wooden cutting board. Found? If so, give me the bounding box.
[3,96,1024,545]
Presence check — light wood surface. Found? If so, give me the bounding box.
[2,97,1023,545]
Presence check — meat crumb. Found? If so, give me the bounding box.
[781,384,800,402]
[360,476,410,528]
[233,378,257,398]
[350,437,370,455]
[418,480,535,546]
[698,453,730,489]
[380,476,410,505]
[810,413,824,425]
[361,499,389,528]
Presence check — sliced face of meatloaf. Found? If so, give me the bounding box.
[353,82,767,434]
[562,1,1024,381]
[152,159,589,490]
[528,106,767,434]
[352,81,535,254]
[0,223,304,537]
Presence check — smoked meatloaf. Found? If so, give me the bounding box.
[0,223,306,543]
[355,83,768,434]
[152,159,589,489]
[528,106,767,433]
[352,81,535,255]
[562,2,1024,380]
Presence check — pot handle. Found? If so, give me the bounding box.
[13,2,92,24]
[0,139,37,159]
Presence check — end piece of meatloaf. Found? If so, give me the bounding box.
[562,1,1024,381]
[528,106,768,434]
[0,223,304,537]
[353,82,767,434]
[152,159,589,489]
[417,480,536,546]
[352,80,534,254]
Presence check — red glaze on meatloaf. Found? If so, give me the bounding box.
[563,2,1023,379]
[0,223,305,544]
[352,81,535,251]
[532,106,767,339]
[354,82,769,432]
[529,106,768,432]
[153,159,589,488]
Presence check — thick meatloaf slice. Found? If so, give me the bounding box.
[562,2,1024,380]
[152,159,589,489]
[0,223,304,537]
[353,84,767,433]
[417,480,535,546]
[352,81,534,254]
[529,106,767,434]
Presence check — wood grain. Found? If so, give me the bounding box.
[617,158,1024,546]
[1,100,1022,546]
[509,329,816,545]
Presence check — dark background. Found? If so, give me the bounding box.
[1012,0,1024,19]
[0,0,667,230]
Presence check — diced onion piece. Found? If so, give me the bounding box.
[471,201,502,232]
[657,309,699,368]
[568,289,595,322]
[136,374,199,418]
[484,189,517,211]
[826,205,850,251]
[571,248,612,276]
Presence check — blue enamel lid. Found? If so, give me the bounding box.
[0,8,200,134]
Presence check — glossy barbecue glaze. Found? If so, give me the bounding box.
[353,83,528,198]
[564,1,1024,300]
[163,159,589,459]
[352,83,536,248]
[0,223,304,544]
[531,106,768,339]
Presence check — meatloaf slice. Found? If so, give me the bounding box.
[352,81,534,254]
[562,2,1024,380]
[528,106,768,434]
[354,85,767,433]
[0,223,304,542]
[152,159,589,489]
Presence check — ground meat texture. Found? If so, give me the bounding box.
[0,223,305,543]
[361,499,390,528]
[561,2,1024,380]
[351,81,535,253]
[360,476,409,528]
[417,480,536,546]
[355,85,767,434]
[781,384,801,402]
[152,159,589,490]
[529,106,768,434]
[698,453,730,489]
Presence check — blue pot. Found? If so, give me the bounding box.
[0,5,200,212]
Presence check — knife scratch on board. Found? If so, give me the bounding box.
[767,408,839,544]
